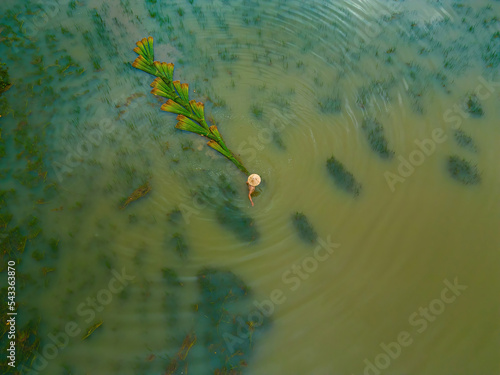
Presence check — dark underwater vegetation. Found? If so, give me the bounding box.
[326,156,362,197]
[447,155,481,185]
[292,212,318,244]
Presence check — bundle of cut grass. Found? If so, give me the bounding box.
[132,37,248,175]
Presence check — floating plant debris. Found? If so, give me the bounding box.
[361,118,394,159]
[82,320,103,340]
[176,332,196,360]
[292,212,317,244]
[446,155,481,185]
[132,37,249,175]
[164,332,196,374]
[42,267,55,276]
[115,92,146,108]
[453,129,477,152]
[165,359,180,375]
[120,181,151,209]
[326,156,362,196]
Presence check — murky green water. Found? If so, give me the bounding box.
[1,0,500,374]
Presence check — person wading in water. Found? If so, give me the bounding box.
[246,174,261,207]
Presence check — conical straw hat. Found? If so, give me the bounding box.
[247,174,261,187]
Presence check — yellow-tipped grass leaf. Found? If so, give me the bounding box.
[161,99,192,117]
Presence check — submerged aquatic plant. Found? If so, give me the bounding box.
[170,232,188,259]
[166,207,182,223]
[176,332,196,360]
[292,212,317,243]
[132,37,249,175]
[215,202,258,242]
[272,130,286,150]
[318,96,341,114]
[250,103,263,118]
[162,268,183,287]
[0,62,11,117]
[453,129,477,152]
[464,94,484,117]
[0,62,11,95]
[196,267,269,374]
[361,118,394,159]
[326,156,362,196]
[446,155,481,185]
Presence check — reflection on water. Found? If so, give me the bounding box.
[0,0,499,374]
